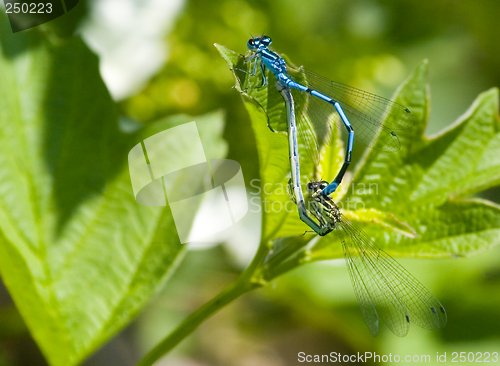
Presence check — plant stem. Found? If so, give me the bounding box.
[136,281,251,366]
[136,241,271,366]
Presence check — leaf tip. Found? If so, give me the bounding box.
[481,87,499,104]
[390,59,429,116]
[213,43,225,54]
[414,59,429,76]
[487,86,499,100]
[468,87,500,119]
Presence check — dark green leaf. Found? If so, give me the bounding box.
[0,24,226,366]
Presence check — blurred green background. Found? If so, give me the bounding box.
[1,0,500,365]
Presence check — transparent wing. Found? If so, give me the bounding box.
[288,66,415,164]
[284,65,334,166]
[336,222,381,336]
[290,86,333,165]
[336,218,447,337]
[232,55,415,165]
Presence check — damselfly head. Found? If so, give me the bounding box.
[306,180,328,194]
[247,35,272,50]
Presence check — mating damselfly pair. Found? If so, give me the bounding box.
[228,35,446,336]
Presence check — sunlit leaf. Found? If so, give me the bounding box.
[216,45,500,268]
[0,22,226,366]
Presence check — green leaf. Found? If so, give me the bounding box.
[343,208,417,238]
[216,44,500,268]
[321,61,500,259]
[0,23,226,366]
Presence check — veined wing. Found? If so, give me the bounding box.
[288,66,415,164]
[336,218,447,337]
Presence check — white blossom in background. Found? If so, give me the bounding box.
[80,0,184,100]
[187,195,261,268]
[81,0,261,264]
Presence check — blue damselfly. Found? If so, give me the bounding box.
[240,36,413,235]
